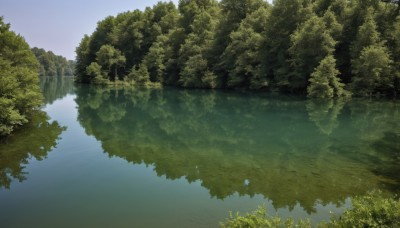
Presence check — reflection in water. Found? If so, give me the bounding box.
[306,99,345,135]
[371,131,400,191]
[40,76,75,105]
[0,111,66,189]
[75,86,400,213]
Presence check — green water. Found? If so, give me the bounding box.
[0,77,399,227]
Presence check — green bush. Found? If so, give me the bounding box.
[330,191,400,228]
[221,191,400,228]
[220,206,311,228]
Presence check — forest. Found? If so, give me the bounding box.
[32,47,75,77]
[75,0,400,98]
[1,1,400,225]
[0,17,74,137]
[0,17,43,137]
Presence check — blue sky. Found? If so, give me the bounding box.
[0,0,179,60]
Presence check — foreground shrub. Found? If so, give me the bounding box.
[221,191,400,228]
[330,191,400,228]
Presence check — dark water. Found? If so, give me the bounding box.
[0,77,399,227]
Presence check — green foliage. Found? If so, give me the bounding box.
[178,6,219,88]
[0,97,26,136]
[128,64,150,85]
[220,206,309,228]
[221,191,400,228]
[95,44,126,81]
[143,35,167,83]
[86,62,107,84]
[75,0,400,97]
[0,17,43,137]
[75,35,92,83]
[351,45,393,96]
[31,47,75,76]
[261,0,312,90]
[350,9,381,59]
[223,6,270,89]
[308,55,348,98]
[331,191,400,227]
[290,14,337,91]
[211,0,268,85]
[390,16,400,95]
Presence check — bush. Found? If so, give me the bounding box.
[220,206,311,228]
[221,191,400,228]
[331,191,400,228]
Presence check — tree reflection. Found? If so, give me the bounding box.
[348,100,400,192]
[75,86,400,213]
[40,76,75,105]
[306,99,346,135]
[0,111,66,189]
[371,131,400,191]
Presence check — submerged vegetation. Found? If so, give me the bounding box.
[75,0,400,97]
[0,17,43,137]
[221,191,400,228]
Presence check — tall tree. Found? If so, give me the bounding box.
[350,9,381,59]
[260,0,312,91]
[351,45,393,96]
[390,16,400,96]
[88,16,115,65]
[95,45,126,81]
[75,35,92,83]
[86,62,105,84]
[222,6,270,89]
[308,55,347,98]
[211,0,267,87]
[143,35,168,83]
[179,8,219,88]
[128,64,151,85]
[350,9,394,96]
[0,17,42,136]
[289,14,338,92]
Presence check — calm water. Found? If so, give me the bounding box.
[0,77,399,227]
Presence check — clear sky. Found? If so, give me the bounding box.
[0,0,179,60]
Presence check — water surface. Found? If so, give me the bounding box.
[0,77,399,227]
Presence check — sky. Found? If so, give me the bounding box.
[0,0,179,60]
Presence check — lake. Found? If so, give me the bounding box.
[0,76,399,227]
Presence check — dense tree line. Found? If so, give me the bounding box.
[0,17,43,136]
[75,0,400,97]
[32,47,75,76]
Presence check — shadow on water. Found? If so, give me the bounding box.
[74,85,400,213]
[371,131,400,191]
[0,111,66,189]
